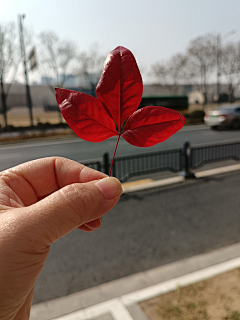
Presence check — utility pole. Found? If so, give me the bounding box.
[0,31,8,127]
[216,34,221,100]
[18,14,33,126]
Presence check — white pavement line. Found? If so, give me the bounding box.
[0,152,21,159]
[54,298,134,320]
[123,176,185,193]
[195,163,240,178]
[121,256,240,306]
[180,125,208,131]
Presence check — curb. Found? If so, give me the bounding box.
[122,176,185,193]
[30,242,240,320]
[122,163,240,193]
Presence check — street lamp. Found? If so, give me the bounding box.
[216,30,236,101]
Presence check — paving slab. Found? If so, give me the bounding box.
[91,313,114,320]
[127,304,149,320]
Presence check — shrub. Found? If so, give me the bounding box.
[189,110,205,120]
[187,110,205,123]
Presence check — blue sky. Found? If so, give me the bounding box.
[1,0,240,82]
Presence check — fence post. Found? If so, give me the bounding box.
[102,152,110,175]
[97,162,101,172]
[181,141,195,179]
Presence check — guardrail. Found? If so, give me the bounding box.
[80,140,240,182]
[79,158,102,172]
[111,148,182,182]
[190,140,240,169]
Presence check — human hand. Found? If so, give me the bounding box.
[0,157,122,320]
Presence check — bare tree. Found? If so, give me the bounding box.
[0,22,17,127]
[39,31,77,92]
[186,33,217,105]
[150,53,187,95]
[78,43,105,95]
[220,42,240,102]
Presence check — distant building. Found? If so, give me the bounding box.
[2,82,240,112]
[143,83,239,104]
[57,74,76,87]
[41,72,101,89]
[41,77,54,85]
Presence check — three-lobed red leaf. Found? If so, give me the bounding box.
[55,46,186,148]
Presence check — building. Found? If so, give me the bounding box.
[41,72,101,89]
[1,82,239,113]
[41,77,54,86]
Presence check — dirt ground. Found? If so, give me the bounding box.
[0,104,210,128]
[0,106,65,127]
[140,268,240,320]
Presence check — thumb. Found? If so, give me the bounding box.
[21,177,122,246]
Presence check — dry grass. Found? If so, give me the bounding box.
[140,268,240,320]
[0,107,65,127]
[0,107,76,143]
[0,104,216,128]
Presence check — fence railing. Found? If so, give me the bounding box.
[112,149,182,182]
[189,140,240,169]
[80,140,240,182]
[79,158,102,172]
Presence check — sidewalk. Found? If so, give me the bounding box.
[30,242,240,320]
[30,163,240,320]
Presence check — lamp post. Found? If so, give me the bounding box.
[18,14,33,126]
[216,30,236,102]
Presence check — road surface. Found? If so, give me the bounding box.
[0,125,240,172]
[33,170,240,304]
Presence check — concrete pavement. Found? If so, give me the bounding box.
[30,162,240,320]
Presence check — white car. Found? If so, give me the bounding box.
[204,105,240,129]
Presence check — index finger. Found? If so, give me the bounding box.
[1,157,107,204]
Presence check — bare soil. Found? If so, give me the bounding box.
[0,104,208,128]
[0,106,64,127]
[140,268,240,320]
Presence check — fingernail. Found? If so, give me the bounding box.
[95,177,122,200]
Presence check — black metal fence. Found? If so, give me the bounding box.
[111,149,182,182]
[80,140,240,182]
[190,140,240,169]
[80,158,102,172]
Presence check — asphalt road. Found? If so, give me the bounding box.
[0,125,240,172]
[33,170,240,304]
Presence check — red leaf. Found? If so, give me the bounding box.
[55,46,186,176]
[55,88,117,142]
[96,46,143,130]
[121,106,186,147]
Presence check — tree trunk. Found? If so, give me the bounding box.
[228,84,234,103]
[203,91,207,104]
[91,83,96,97]
[0,75,8,127]
[201,91,207,112]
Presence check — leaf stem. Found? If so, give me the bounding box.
[109,134,120,177]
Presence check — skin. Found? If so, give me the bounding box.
[0,157,122,320]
